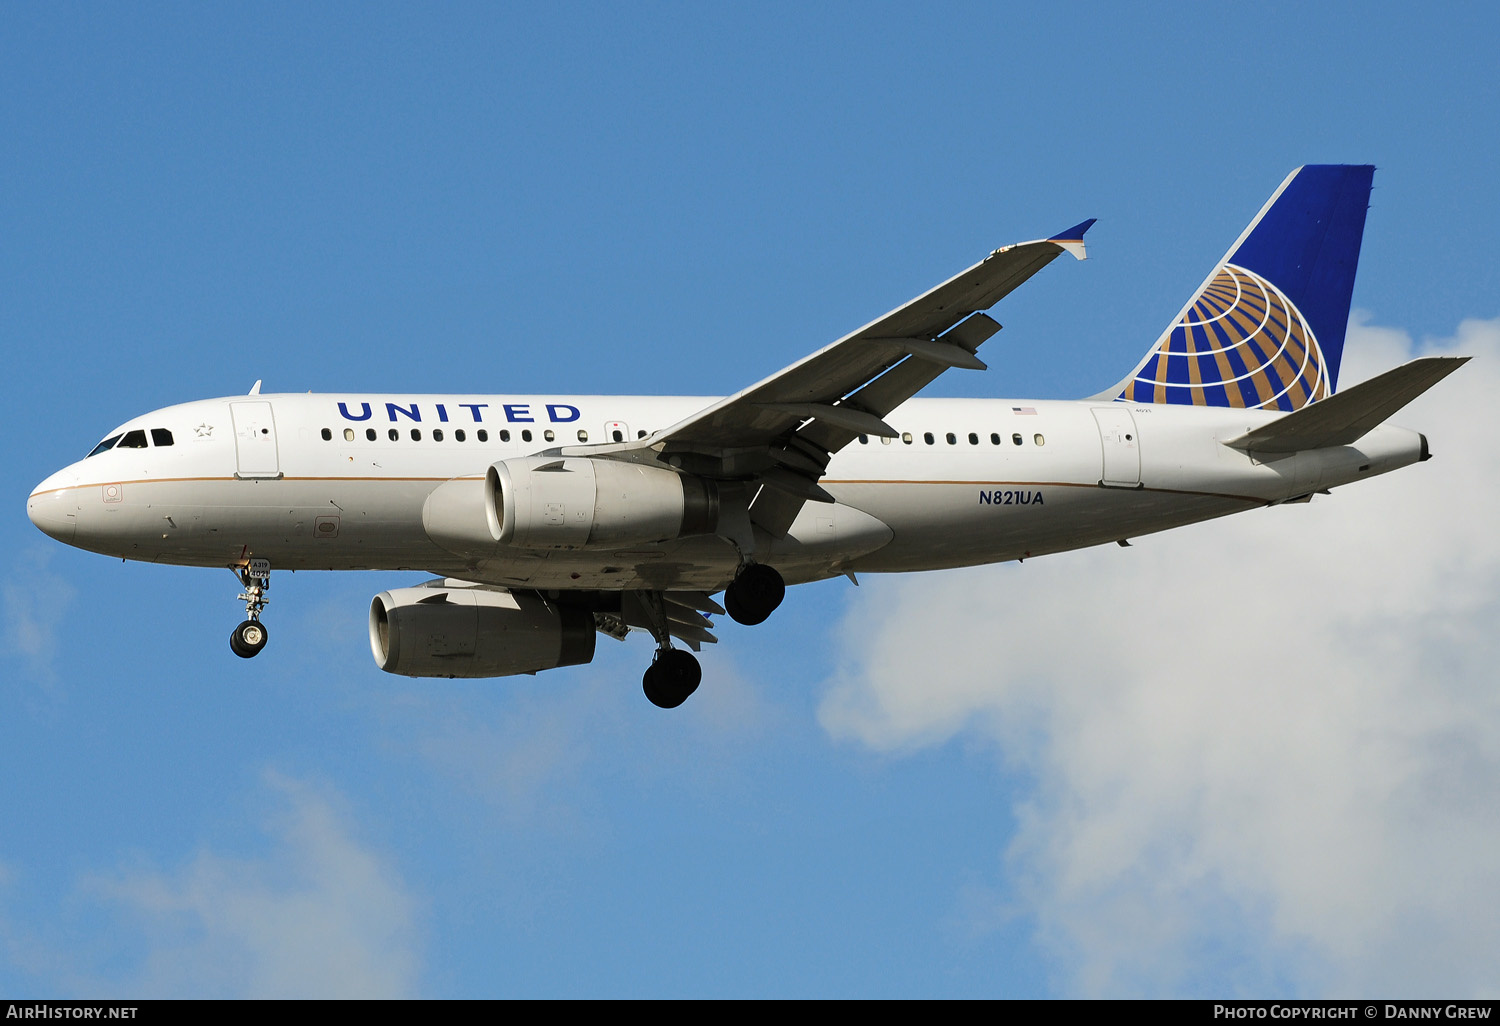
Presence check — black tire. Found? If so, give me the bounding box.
[642,649,701,708]
[660,648,701,698]
[725,563,785,626]
[642,665,672,708]
[231,619,268,659]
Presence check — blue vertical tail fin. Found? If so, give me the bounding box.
[1111,165,1374,410]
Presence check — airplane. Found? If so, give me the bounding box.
[26,165,1466,709]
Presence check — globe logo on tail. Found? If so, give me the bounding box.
[1120,263,1328,411]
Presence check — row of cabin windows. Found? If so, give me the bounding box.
[858,431,1046,447]
[317,426,1045,448]
[320,427,650,444]
[86,428,174,458]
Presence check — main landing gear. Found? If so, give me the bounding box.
[642,647,702,709]
[724,563,785,626]
[636,565,784,710]
[229,559,271,659]
[634,590,703,709]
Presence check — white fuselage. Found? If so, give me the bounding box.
[27,392,1426,592]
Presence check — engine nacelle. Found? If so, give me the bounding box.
[487,457,718,550]
[369,583,596,678]
[422,476,498,558]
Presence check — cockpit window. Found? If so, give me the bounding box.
[151,428,174,447]
[117,430,148,448]
[86,434,122,458]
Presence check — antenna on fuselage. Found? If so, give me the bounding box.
[248,380,262,395]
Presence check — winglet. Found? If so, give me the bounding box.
[1049,218,1096,260]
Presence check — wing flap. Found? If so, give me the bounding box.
[1224,356,1468,453]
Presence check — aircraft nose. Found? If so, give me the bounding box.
[27,473,80,544]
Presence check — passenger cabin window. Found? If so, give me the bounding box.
[388,429,399,441]
[991,433,1001,445]
[477,429,489,442]
[433,429,444,441]
[946,432,956,445]
[522,429,532,442]
[1034,433,1046,446]
[151,428,174,446]
[456,429,466,442]
[87,434,122,458]
[343,428,355,441]
[1012,433,1023,446]
[881,435,891,445]
[923,432,934,445]
[636,430,647,439]
[118,430,148,448]
[320,428,332,441]
[968,432,978,445]
[612,430,624,442]
[498,429,509,442]
[577,429,588,442]
[366,428,376,441]
[902,432,913,444]
[543,429,555,442]
[858,435,868,444]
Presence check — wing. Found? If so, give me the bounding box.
[564,219,1095,535]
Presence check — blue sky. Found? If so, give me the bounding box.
[4,3,1498,997]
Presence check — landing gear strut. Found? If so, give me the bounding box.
[635,590,702,709]
[724,563,784,626]
[230,559,271,659]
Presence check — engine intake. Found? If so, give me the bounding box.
[369,583,596,678]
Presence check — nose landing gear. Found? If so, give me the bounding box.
[230,559,271,659]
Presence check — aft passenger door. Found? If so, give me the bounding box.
[1092,407,1141,488]
[230,401,282,479]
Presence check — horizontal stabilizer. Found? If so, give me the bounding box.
[1224,356,1468,453]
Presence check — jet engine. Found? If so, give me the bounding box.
[422,458,720,556]
[369,582,596,678]
[487,457,719,550]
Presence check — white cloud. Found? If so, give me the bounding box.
[819,318,1500,996]
[87,771,422,998]
[0,547,76,684]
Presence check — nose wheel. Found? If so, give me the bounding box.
[230,619,269,658]
[229,559,272,659]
